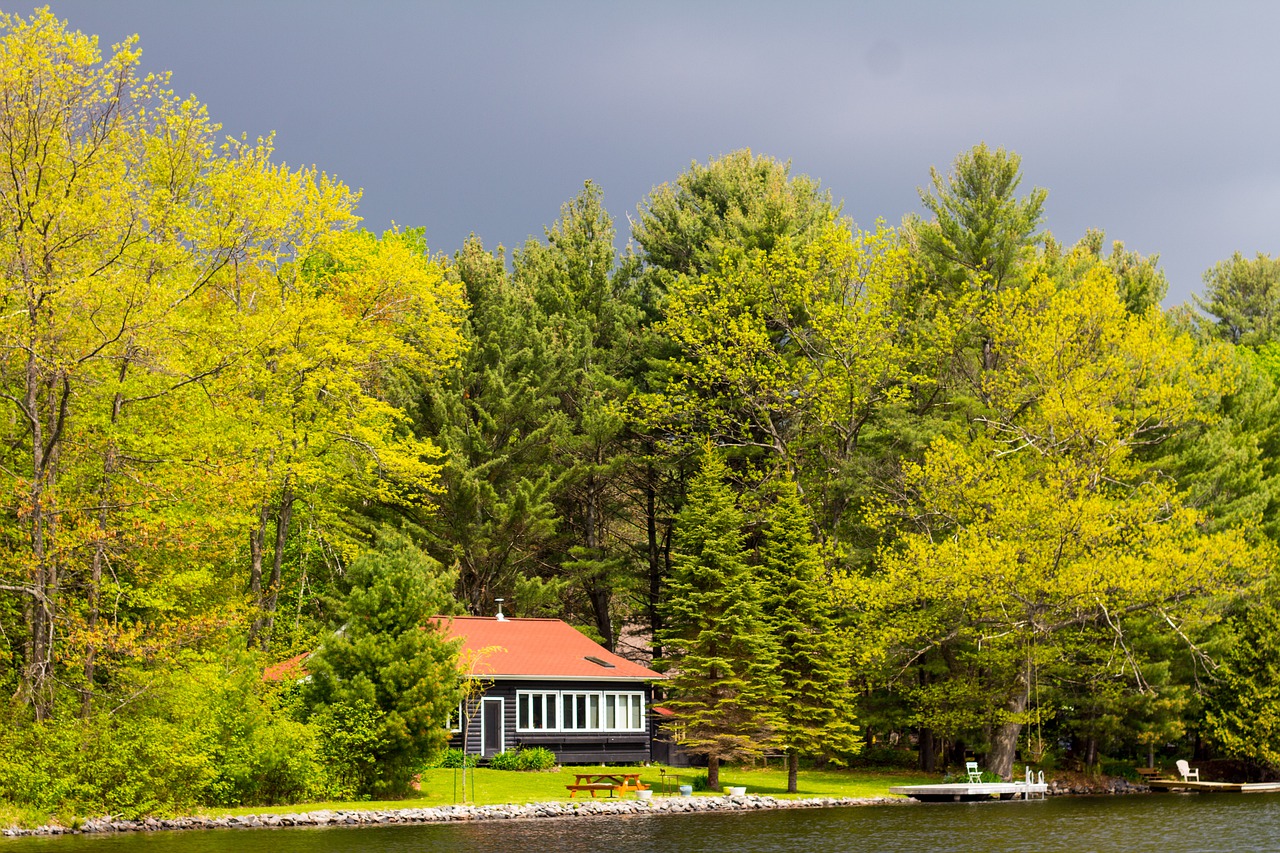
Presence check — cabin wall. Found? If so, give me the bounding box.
[449,679,653,764]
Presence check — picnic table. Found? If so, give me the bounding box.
[566,772,649,798]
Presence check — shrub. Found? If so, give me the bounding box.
[0,706,218,819]
[312,699,388,800]
[427,747,476,769]
[204,666,324,807]
[488,750,522,771]
[485,747,557,771]
[1100,760,1139,781]
[515,747,556,771]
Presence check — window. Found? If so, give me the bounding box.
[517,690,644,732]
[517,692,559,730]
[562,692,601,730]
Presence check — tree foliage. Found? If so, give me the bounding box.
[2,9,1276,810]
[843,259,1262,778]
[757,480,860,792]
[303,529,462,797]
[657,451,782,790]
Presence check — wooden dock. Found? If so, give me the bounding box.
[890,781,1048,802]
[1146,778,1280,793]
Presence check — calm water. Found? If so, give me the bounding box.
[5,795,1279,853]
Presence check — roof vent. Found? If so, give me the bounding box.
[585,655,616,668]
[494,598,506,621]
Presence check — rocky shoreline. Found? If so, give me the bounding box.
[1,794,905,838]
[0,777,1158,839]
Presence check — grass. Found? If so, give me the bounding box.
[203,764,938,818]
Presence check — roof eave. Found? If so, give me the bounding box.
[462,674,664,682]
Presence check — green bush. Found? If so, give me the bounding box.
[690,773,710,791]
[0,652,334,817]
[204,666,325,807]
[485,747,557,771]
[0,705,217,819]
[426,747,477,769]
[1100,760,1139,781]
[312,700,387,800]
[515,746,556,771]
[488,750,522,771]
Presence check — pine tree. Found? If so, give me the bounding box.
[303,529,462,797]
[657,451,782,790]
[757,480,861,793]
[416,237,563,615]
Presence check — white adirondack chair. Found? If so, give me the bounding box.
[966,761,982,783]
[1176,759,1200,782]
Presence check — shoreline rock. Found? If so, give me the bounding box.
[1,794,906,838]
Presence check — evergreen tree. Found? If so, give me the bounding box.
[757,480,861,793]
[303,529,461,797]
[416,237,563,615]
[513,182,646,649]
[912,143,1046,298]
[657,451,782,790]
[1195,252,1280,346]
[633,149,837,283]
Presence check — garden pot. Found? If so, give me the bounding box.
[636,789,653,800]
[726,786,746,797]
[678,785,693,797]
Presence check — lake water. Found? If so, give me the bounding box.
[5,794,1279,853]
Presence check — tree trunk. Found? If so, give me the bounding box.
[589,585,613,652]
[707,754,720,792]
[83,380,126,717]
[788,751,799,794]
[246,499,269,648]
[646,458,662,658]
[583,474,614,650]
[256,483,294,649]
[919,727,936,773]
[988,687,1029,780]
[22,360,68,721]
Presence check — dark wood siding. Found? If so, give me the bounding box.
[449,679,653,764]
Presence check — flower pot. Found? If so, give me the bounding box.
[726,786,746,797]
[636,789,653,801]
[678,785,693,797]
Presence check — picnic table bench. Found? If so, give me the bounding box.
[566,772,648,798]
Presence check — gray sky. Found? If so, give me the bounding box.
[46,1,1280,306]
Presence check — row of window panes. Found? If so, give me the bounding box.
[517,691,645,732]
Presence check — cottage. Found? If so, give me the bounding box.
[438,615,663,764]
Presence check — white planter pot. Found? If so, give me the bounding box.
[636,789,653,800]
[726,786,746,797]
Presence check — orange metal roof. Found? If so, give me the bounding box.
[263,651,309,682]
[432,616,662,681]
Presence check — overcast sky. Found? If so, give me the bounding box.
[46,1,1280,307]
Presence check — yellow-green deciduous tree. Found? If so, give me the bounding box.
[0,10,354,717]
[229,226,465,650]
[0,10,465,720]
[646,221,928,558]
[842,257,1264,779]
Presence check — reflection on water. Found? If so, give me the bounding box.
[5,794,1280,853]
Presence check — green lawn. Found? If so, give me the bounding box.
[207,765,937,817]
